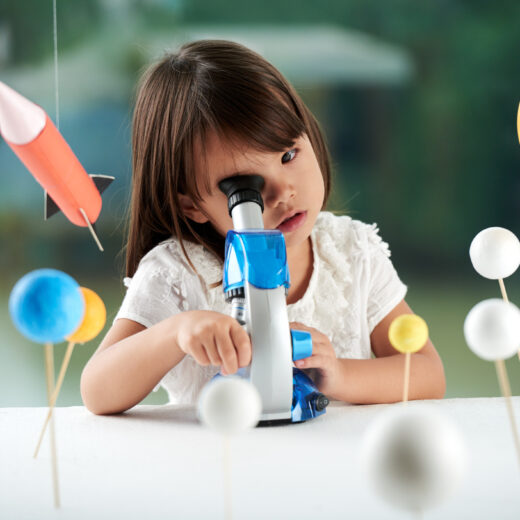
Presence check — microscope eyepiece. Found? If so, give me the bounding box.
[218,175,265,216]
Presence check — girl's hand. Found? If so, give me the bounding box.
[290,321,340,397]
[173,310,252,375]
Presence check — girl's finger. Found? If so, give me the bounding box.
[230,324,252,368]
[191,342,211,366]
[290,322,322,339]
[204,336,222,367]
[309,340,334,356]
[289,321,308,330]
[295,354,326,370]
[307,339,322,354]
[216,329,238,375]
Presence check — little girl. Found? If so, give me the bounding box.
[81,40,445,415]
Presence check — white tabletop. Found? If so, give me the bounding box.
[1,397,520,519]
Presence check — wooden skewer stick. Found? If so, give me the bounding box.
[495,359,520,467]
[34,341,75,458]
[403,352,411,403]
[79,207,103,252]
[223,435,232,520]
[44,343,61,508]
[498,278,509,303]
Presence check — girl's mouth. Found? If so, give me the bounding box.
[276,211,307,233]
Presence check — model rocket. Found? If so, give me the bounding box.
[0,81,114,250]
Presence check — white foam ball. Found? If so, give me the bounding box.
[198,377,262,435]
[362,406,466,512]
[469,227,520,279]
[463,298,520,361]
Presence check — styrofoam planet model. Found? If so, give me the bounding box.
[67,287,106,343]
[388,314,429,354]
[9,269,85,343]
[469,227,520,279]
[463,298,520,361]
[198,377,262,435]
[362,406,466,512]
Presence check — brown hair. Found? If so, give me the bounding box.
[126,39,332,278]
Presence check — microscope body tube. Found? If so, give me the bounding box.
[230,201,264,230]
[229,202,293,422]
[246,284,293,421]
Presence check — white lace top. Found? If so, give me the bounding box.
[114,211,407,404]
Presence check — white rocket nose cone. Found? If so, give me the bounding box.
[0,81,46,145]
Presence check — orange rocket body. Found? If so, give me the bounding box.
[7,114,102,227]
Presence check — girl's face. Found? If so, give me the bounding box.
[180,132,325,252]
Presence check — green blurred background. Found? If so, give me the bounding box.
[0,0,519,407]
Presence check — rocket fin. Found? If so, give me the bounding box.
[90,174,115,195]
[44,190,61,220]
[44,175,114,221]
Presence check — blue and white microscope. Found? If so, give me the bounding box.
[218,175,329,425]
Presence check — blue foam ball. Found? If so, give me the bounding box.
[9,269,85,344]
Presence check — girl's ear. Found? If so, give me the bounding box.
[178,194,210,224]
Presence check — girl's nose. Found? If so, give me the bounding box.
[263,175,296,209]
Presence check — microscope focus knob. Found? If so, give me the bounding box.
[315,394,329,411]
[291,329,313,361]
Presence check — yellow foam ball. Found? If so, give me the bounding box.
[67,287,106,343]
[388,314,429,354]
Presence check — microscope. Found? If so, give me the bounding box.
[217,175,329,425]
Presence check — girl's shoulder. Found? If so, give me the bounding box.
[134,237,192,275]
[313,211,392,259]
[118,237,214,326]
[130,236,222,287]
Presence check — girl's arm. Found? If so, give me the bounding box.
[334,299,446,403]
[292,299,446,404]
[81,310,252,415]
[80,317,186,415]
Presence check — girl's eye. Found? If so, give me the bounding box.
[281,148,297,164]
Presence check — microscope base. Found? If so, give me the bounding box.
[209,367,328,426]
[257,418,293,427]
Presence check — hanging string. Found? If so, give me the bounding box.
[51,0,104,252]
[53,0,59,130]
